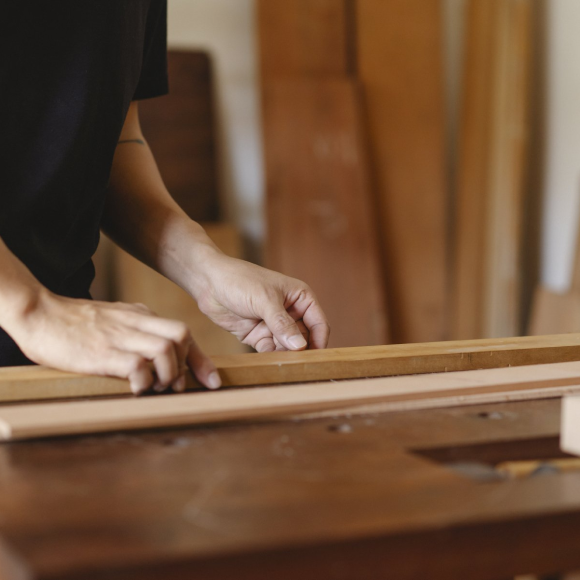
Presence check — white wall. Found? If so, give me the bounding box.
[167,0,265,252]
[542,0,580,291]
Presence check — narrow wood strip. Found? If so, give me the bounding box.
[3,334,580,403]
[3,361,580,441]
[357,0,448,343]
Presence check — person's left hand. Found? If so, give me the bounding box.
[190,251,330,353]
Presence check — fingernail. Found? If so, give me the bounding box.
[153,382,165,393]
[173,376,187,393]
[289,335,307,350]
[207,371,222,390]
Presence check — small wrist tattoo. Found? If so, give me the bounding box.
[117,138,145,146]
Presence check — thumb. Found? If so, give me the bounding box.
[262,306,307,351]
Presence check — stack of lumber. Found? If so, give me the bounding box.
[2,334,580,440]
[259,0,539,345]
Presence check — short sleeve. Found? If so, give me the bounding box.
[133,0,168,100]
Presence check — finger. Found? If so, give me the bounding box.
[126,315,192,377]
[261,305,307,351]
[302,302,330,349]
[104,351,155,395]
[273,320,309,351]
[115,331,180,390]
[187,339,221,390]
[241,320,276,352]
[255,336,276,353]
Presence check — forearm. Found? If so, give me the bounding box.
[101,104,220,299]
[0,236,45,334]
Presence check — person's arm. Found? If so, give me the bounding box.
[0,235,217,394]
[102,102,330,354]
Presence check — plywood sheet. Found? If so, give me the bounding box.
[263,78,389,347]
[356,0,448,343]
[4,361,580,441]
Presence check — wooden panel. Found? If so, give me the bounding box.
[258,0,353,77]
[3,334,580,403]
[452,0,499,340]
[263,78,388,347]
[112,224,248,356]
[4,361,580,441]
[356,0,448,343]
[138,51,220,222]
[453,0,534,339]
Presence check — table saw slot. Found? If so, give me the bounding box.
[412,436,575,481]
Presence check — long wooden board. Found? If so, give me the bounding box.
[4,361,580,441]
[263,78,389,347]
[2,334,580,403]
[452,0,534,339]
[356,0,448,343]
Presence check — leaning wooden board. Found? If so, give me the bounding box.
[356,0,448,343]
[3,334,580,403]
[452,0,534,339]
[262,78,389,347]
[4,361,580,441]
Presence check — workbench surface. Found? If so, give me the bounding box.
[0,397,579,580]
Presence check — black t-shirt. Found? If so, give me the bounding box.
[0,1,169,366]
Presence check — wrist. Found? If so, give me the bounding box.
[0,282,50,335]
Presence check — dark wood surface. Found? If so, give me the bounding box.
[1,395,580,579]
[139,50,220,222]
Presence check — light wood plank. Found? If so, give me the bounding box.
[3,334,580,403]
[453,0,534,339]
[5,361,580,441]
[262,78,389,347]
[356,0,448,343]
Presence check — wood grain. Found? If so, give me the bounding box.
[258,0,353,78]
[4,361,580,441]
[263,78,389,347]
[3,334,580,403]
[453,0,534,339]
[356,0,448,343]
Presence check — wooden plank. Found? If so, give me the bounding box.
[263,78,389,347]
[5,361,580,441]
[452,0,499,340]
[453,0,534,339]
[483,0,533,338]
[258,0,353,78]
[561,394,580,456]
[138,51,220,222]
[356,0,448,343]
[530,194,580,335]
[3,334,580,403]
[112,223,249,356]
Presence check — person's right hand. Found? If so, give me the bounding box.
[8,289,221,395]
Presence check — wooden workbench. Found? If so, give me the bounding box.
[2,340,580,579]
